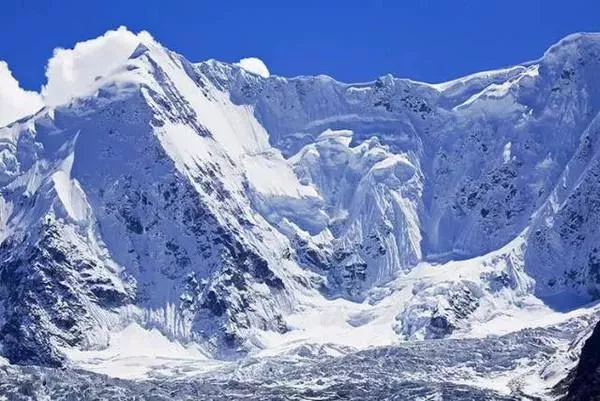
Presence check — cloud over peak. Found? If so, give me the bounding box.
[0,61,44,127]
[42,26,155,106]
[237,57,270,78]
[1,27,271,124]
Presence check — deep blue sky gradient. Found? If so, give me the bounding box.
[1,0,599,90]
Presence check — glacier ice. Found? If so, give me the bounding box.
[0,28,599,399]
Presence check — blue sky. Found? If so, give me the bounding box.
[1,0,599,90]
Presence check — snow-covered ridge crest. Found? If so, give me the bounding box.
[41,26,157,107]
[0,27,159,128]
[1,29,600,399]
[1,27,595,122]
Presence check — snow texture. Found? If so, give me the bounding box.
[0,28,600,400]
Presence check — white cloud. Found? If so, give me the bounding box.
[0,61,44,127]
[42,26,155,106]
[3,27,271,122]
[237,57,270,78]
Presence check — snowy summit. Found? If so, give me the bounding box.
[0,27,600,400]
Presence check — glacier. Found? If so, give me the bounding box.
[1,27,600,399]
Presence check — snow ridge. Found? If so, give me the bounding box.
[1,27,600,398]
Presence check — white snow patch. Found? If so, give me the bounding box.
[243,151,320,199]
[49,152,89,222]
[524,64,540,78]
[51,170,89,222]
[316,128,353,144]
[429,65,524,92]
[503,142,512,163]
[66,323,220,379]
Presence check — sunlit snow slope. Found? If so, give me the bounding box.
[1,28,600,397]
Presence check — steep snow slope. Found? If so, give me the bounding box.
[0,28,600,399]
[200,32,600,301]
[0,31,317,366]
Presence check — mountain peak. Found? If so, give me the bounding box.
[542,31,600,64]
[1,29,600,399]
[40,26,157,107]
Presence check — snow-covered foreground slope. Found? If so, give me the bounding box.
[1,309,598,400]
[1,27,600,399]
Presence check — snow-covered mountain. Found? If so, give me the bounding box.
[1,27,600,398]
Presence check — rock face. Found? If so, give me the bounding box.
[0,41,303,365]
[208,32,600,302]
[563,321,600,400]
[1,29,600,374]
